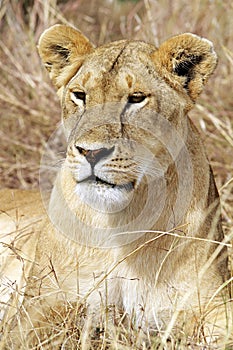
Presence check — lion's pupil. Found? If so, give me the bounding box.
[128,93,146,104]
[73,91,86,102]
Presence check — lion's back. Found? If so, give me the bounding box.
[0,189,46,322]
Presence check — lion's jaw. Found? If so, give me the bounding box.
[67,135,164,212]
[48,134,168,247]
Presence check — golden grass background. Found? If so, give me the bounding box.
[0,0,233,348]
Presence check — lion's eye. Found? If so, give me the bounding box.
[128,93,147,104]
[71,91,86,105]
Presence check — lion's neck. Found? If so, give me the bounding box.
[48,162,185,250]
[47,163,208,290]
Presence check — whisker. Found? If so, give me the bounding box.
[41,158,66,170]
[134,155,164,178]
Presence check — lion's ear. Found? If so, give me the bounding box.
[152,33,217,101]
[38,24,94,89]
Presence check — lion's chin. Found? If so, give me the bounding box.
[74,179,135,214]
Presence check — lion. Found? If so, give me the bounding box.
[0,24,232,348]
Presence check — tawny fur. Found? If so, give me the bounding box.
[0,25,232,347]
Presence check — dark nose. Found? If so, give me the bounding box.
[76,145,115,167]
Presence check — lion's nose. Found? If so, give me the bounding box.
[76,145,115,167]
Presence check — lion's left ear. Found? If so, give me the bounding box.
[152,33,217,101]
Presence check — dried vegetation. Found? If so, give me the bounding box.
[0,0,233,348]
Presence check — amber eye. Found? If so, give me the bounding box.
[71,91,86,104]
[128,93,147,104]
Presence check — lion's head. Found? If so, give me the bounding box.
[38,25,217,246]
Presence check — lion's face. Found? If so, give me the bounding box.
[38,25,217,214]
[62,41,186,211]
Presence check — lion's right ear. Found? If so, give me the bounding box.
[38,24,94,89]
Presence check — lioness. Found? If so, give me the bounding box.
[0,24,232,347]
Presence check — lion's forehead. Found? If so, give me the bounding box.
[89,40,155,69]
[69,41,158,92]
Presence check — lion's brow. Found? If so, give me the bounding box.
[109,44,128,72]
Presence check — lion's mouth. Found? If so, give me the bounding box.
[79,175,135,191]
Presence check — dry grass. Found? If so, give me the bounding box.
[0,0,233,348]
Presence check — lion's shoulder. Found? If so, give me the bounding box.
[0,189,46,239]
[0,189,42,211]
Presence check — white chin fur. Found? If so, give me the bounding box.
[75,182,134,213]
